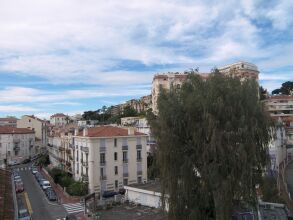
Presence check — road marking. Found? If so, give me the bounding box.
[63,203,84,214]
[24,192,33,215]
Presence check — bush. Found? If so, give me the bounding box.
[67,181,88,196]
[49,168,65,184]
[60,175,74,188]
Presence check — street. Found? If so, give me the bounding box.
[14,164,67,220]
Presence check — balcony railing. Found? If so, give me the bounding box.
[123,173,129,177]
[100,161,106,166]
[123,159,128,163]
[137,158,142,162]
[13,138,20,143]
[137,171,143,175]
[122,145,128,151]
[81,146,89,153]
[100,175,107,180]
[136,144,142,149]
[66,149,71,154]
[82,174,89,182]
[59,147,65,151]
[66,161,71,167]
[82,161,88,167]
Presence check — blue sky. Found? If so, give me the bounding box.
[0,0,292,119]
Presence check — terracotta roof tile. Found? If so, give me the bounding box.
[266,95,293,100]
[0,126,35,134]
[77,126,146,137]
[50,113,67,118]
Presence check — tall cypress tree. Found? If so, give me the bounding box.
[149,71,272,220]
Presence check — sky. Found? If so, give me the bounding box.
[0,0,292,119]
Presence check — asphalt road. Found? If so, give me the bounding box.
[15,164,67,220]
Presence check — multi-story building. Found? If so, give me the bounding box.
[17,115,48,149]
[50,113,68,126]
[151,61,259,114]
[120,117,140,126]
[72,126,148,196]
[263,95,293,119]
[0,117,17,127]
[0,127,35,167]
[218,61,259,80]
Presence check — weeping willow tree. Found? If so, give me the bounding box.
[148,70,272,220]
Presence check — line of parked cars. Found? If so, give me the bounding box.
[13,172,31,220]
[31,166,58,202]
[13,171,24,193]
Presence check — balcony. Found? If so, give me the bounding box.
[81,146,89,153]
[82,160,88,167]
[123,173,129,177]
[66,149,71,154]
[82,174,89,182]
[136,144,142,149]
[137,158,142,162]
[122,145,128,151]
[100,175,107,180]
[66,161,71,167]
[59,147,65,151]
[137,171,142,176]
[123,159,128,163]
[100,161,106,166]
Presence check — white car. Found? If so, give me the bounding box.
[41,180,51,190]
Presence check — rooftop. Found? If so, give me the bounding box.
[126,181,161,193]
[265,95,293,100]
[77,126,146,137]
[50,113,67,118]
[0,126,34,134]
[0,117,17,122]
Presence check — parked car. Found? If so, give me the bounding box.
[35,173,44,182]
[45,188,57,201]
[14,175,21,181]
[66,214,77,220]
[15,179,23,185]
[18,208,31,220]
[31,167,38,175]
[15,182,24,193]
[40,180,51,190]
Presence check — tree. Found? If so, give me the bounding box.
[148,71,272,220]
[259,86,268,100]
[272,81,293,95]
[122,105,138,117]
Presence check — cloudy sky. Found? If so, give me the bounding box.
[0,0,292,118]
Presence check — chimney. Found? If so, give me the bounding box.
[83,128,88,137]
[128,127,135,135]
[74,128,79,136]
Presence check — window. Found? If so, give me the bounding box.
[137,150,141,161]
[137,176,142,184]
[100,153,105,164]
[100,167,104,177]
[123,178,128,186]
[114,138,117,147]
[115,180,118,189]
[114,152,117,161]
[115,166,118,175]
[123,151,128,163]
[29,119,31,122]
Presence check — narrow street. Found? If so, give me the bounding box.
[15,164,67,220]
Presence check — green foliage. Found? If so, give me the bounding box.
[36,154,50,166]
[49,168,66,184]
[259,86,268,100]
[122,105,138,117]
[60,175,74,188]
[148,72,272,220]
[272,81,293,95]
[261,176,285,203]
[147,153,160,180]
[67,181,88,196]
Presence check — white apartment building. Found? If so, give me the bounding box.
[73,126,148,196]
[0,117,17,127]
[263,95,293,119]
[50,113,68,126]
[152,61,259,114]
[17,115,48,148]
[0,127,35,167]
[136,118,156,153]
[120,117,140,126]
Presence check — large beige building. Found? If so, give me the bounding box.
[152,61,259,114]
[263,95,293,119]
[0,127,35,167]
[72,126,148,196]
[17,115,48,148]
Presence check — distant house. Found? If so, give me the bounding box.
[50,113,68,126]
[0,117,17,127]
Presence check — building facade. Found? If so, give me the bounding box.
[218,61,259,80]
[17,115,48,148]
[0,127,35,167]
[50,113,68,126]
[263,95,293,119]
[0,117,17,127]
[72,126,148,196]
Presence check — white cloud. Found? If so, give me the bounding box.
[0,105,39,112]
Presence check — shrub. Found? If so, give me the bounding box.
[60,175,74,188]
[67,181,88,196]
